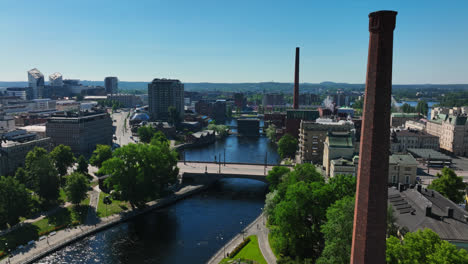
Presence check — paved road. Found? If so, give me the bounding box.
[178,162,276,176]
[112,110,134,146]
[206,213,276,264]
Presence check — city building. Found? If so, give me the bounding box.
[237,119,259,136]
[6,87,32,100]
[46,110,113,157]
[407,148,452,167]
[28,68,45,99]
[234,93,246,110]
[299,93,319,106]
[337,107,355,118]
[323,131,355,177]
[185,130,215,146]
[426,113,468,156]
[14,113,49,126]
[56,100,81,111]
[104,77,118,95]
[388,154,419,185]
[194,99,226,123]
[107,94,141,108]
[148,79,184,122]
[390,129,439,153]
[262,93,285,106]
[285,109,320,138]
[388,187,468,242]
[32,99,56,111]
[329,156,359,177]
[298,119,354,164]
[49,72,63,87]
[0,110,15,132]
[390,113,421,127]
[0,136,52,176]
[404,120,426,131]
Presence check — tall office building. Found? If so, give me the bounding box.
[148,78,184,122]
[49,72,63,87]
[28,68,45,99]
[104,77,118,95]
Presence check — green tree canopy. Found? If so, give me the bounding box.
[317,196,355,264]
[76,155,89,175]
[89,144,113,168]
[386,229,468,264]
[25,147,60,201]
[137,125,156,143]
[266,124,277,142]
[428,167,466,203]
[150,131,168,145]
[100,140,179,209]
[277,134,298,159]
[65,172,89,205]
[266,166,290,191]
[14,167,33,189]
[50,144,76,176]
[0,176,31,227]
[401,103,416,113]
[415,100,429,116]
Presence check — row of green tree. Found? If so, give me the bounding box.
[264,165,468,263]
[97,131,179,209]
[0,145,90,228]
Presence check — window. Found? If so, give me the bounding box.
[405,176,410,184]
[392,175,396,183]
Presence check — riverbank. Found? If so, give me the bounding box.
[206,213,276,264]
[1,184,208,264]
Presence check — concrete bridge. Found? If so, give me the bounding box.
[178,161,283,184]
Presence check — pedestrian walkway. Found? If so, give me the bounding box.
[206,213,277,264]
[0,185,206,264]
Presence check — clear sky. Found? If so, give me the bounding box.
[1,0,467,84]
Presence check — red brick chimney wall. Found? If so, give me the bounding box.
[351,10,397,264]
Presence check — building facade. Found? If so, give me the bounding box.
[46,110,113,157]
[237,119,260,136]
[148,79,184,122]
[390,129,439,153]
[388,154,419,185]
[323,131,355,177]
[49,72,63,87]
[426,113,468,156]
[0,137,52,176]
[104,77,118,95]
[298,119,354,164]
[390,113,421,127]
[107,94,140,108]
[28,68,45,99]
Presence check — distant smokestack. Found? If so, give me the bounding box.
[293,47,300,109]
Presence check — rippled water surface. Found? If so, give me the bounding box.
[35,179,267,264]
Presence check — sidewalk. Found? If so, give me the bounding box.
[0,185,206,264]
[206,213,277,264]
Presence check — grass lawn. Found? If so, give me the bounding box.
[0,195,90,253]
[220,235,267,264]
[97,191,129,218]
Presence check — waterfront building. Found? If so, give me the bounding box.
[390,129,439,153]
[104,77,118,95]
[0,136,52,176]
[390,113,421,127]
[194,99,226,123]
[426,113,468,156]
[46,110,113,157]
[148,78,184,122]
[285,109,320,138]
[298,119,354,164]
[237,119,259,136]
[49,72,63,87]
[185,130,215,145]
[233,93,246,110]
[28,68,45,99]
[322,131,355,177]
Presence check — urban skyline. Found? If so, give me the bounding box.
[1,0,468,83]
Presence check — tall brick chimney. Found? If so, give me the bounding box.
[350,10,397,264]
[293,47,300,109]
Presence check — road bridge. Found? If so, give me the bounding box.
[178,162,284,184]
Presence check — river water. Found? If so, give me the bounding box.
[35,179,267,264]
[35,123,275,264]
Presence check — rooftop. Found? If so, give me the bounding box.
[391,113,421,118]
[28,68,44,79]
[394,129,438,138]
[389,154,419,166]
[407,148,452,161]
[388,187,468,241]
[328,132,353,148]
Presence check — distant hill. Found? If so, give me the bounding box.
[1,81,468,93]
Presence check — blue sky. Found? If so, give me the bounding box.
[0,0,467,83]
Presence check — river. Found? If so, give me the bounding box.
[35,122,276,264]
